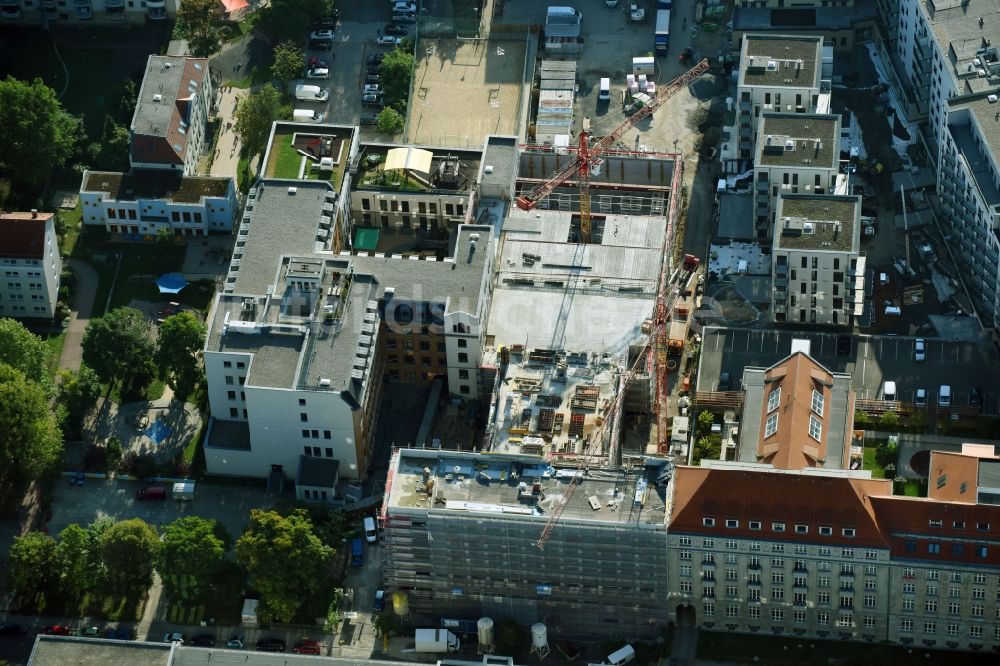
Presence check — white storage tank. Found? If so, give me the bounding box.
[392,590,410,616]
[477,617,494,653]
[531,622,547,647]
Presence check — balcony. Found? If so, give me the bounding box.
[0,0,21,19]
[774,276,787,288]
[147,0,166,18]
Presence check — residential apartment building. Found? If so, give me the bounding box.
[0,0,174,23]
[380,449,670,640]
[732,1,877,56]
[771,194,865,326]
[935,90,1000,330]
[753,112,842,235]
[735,34,828,162]
[0,211,61,319]
[130,55,213,176]
[80,170,237,237]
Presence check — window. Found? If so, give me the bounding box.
[458,369,470,379]
[818,576,830,589]
[864,594,876,608]
[748,520,762,531]
[902,598,914,611]
[458,352,469,363]
[795,524,808,535]
[325,447,333,457]
[811,389,824,415]
[749,606,760,620]
[324,430,331,439]
[970,626,983,638]
[225,375,234,385]
[229,407,238,417]
[767,387,780,412]
[771,587,784,600]
[771,608,783,622]
[947,602,960,615]
[928,542,941,555]
[680,565,691,577]
[223,361,232,368]
[679,581,692,593]
[703,517,716,527]
[300,413,308,422]
[772,522,785,532]
[704,602,714,617]
[727,540,738,550]
[460,385,471,395]
[901,618,913,632]
[457,338,468,348]
[808,415,822,441]
[819,526,832,536]
[680,550,691,560]
[842,528,856,538]
[227,390,236,400]
[925,600,937,613]
[951,544,965,556]
[765,413,778,437]
[726,519,739,529]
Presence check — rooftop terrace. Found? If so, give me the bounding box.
[354,143,481,193]
[775,194,860,252]
[740,34,822,89]
[388,450,668,526]
[263,124,353,192]
[82,170,232,203]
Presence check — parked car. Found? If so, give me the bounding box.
[363,84,383,94]
[136,486,166,501]
[392,1,417,12]
[360,114,379,127]
[0,623,24,637]
[191,634,217,647]
[103,626,134,641]
[914,338,925,362]
[915,388,927,406]
[366,53,385,65]
[938,384,951,407]
[883,381,897,402]
[43,626,73,636]
[365,73,381,83]
[392,12,417,23]
[308,57,330,69]
[256,637,286,652]
[293,639,322,655]
[309,29,335,41]
[718,372,730,391]
[362,93,384,107]
[163,632,185,644]
[81,626,100,637]
[307,67,331,80]
[367,64,382,74]
[374,589,386,612]
[376,35,402,46]
[970,386,983,411]
[227,635,245,649]
[309,40,333,52]
[384,23,408,35]
[836,334,851,357]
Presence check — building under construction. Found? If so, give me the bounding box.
[380,448,670,641]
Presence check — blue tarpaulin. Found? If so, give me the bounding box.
[155,273,188,294]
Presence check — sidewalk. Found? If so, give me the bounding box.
[57,259,99,374]
[210,86,247,179]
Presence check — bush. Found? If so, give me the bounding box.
[879,410,900,430]
[854,411,871,428]
[105,437,124,472]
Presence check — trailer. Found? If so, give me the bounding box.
[654,9,671,54]
[414,628,461,653]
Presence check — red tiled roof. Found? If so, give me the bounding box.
[670,466,892,548]
[131,135,184,166]
[220,0,248,12]
[757,352,835,470]
[0,212,53,259]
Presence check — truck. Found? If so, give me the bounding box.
[441,618,479,635]
[350,537,364,567]
[654,9,671,54]
[628,2,645,21]
[295,84,329,102]
[414,628,461,653]
[656,0,673,8]
[172,481,194,501]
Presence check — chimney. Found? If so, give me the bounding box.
[30,209,37,219]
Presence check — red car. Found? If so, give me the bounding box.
[292,639,321,655]
[43,625,73,636]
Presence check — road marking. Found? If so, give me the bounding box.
[760,332,765,352]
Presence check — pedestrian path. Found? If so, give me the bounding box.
[210,86,247,180]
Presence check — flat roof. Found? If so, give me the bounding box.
[775,194,860,252]
[388,450,668,526]
[355,143,481,194]
[948,93,1000,208]
[733,4,876,32]
[298,454,340,487]
[481,136,518,191]
[756,114,840,169]
[739,34,823,90]
[28,636,170,666]
[717,194,755,240]
[262,123,354,191]
[205,418,251,451]
[518,151,677,189]
[82,170,232,203]
[925,0,1000,95]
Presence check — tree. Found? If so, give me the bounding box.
[376,107,404,134]
[7,532,59,601]
[234,84,283,160]
[0,363,62,488]
[0,77,85,187]
[879,410,900,431]
[98,518,160,593]
[56,365,102,437]
[81,307,157,397]
[155,312,207,400]
[379,47,414,112]
[56,524,100,600]
[235,509,333,623]
[258,0,332,41]
[696,409,715,437]
[176,0,224,57]
[0,317,48,383]
[158,516,231,595]
[272,40,305,88]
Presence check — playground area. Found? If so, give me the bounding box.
[407,37,528,147]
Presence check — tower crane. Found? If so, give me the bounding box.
[533,60,710,548]
[515,59,710,244]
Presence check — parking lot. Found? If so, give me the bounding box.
[697,326,1000,413]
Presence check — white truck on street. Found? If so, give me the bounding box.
[414,628,461,653]
[295,84,329,102]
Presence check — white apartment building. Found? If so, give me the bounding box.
[130,55,213,176]
[735,34,828,163]
[936,91,1000,329]
[754,113,842,235]
[80,170,237,237]
[0,211,62,319]
[771,194,865,326]
[0,0,174,22]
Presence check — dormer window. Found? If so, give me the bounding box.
[767,387,781,412]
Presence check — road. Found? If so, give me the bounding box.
[56,259,99,374]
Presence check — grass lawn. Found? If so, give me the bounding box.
[42,330,68,382]
[225,64,274,90]
[269,136,305,179]
[59,202,84,257]
[163,562,243,626]
[20,588,145,622]
[862,446,886,479]
[897,478,924,497]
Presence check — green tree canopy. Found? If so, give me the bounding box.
[55,523,100,600]
[155,312,207,400]
[158,516,231,593]
[236,509,333,623]
[379,47,414,113]
[234,84,284,160]
[258,0,332,41]
[176,0,224,57]
[271,40,305,88]
[56,364,102,436]
[98,518,160,593]
[0,317,48,383]
[376,107,404,134]
[0,77,85,187]
[7,532,59,601]
[81,307,156,396]
[0,363,62,488]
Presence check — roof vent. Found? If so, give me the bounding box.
[989,94,999,103]
[766,60,778,71]
[165,62,173,68]
[803,222,815,233]
[153,94,162,102]
[484,165,494,174]
[319,378,331,387]
[288,187,298,195]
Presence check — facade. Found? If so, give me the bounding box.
[80,170,237,236]
[732,1,877,56]
[736,34,827,162]
[130,55,213,175]
[771,194,865,326]
[0,211,62,319]
[935,90,1000,330]
[0,0,175,23]
[754,113,842,235]
[381,449,670,640]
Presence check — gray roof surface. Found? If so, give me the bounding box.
[738,367,767,463]
[733,3,876,32]
[480,136,518,191]
[979,458,1000,489]
[949,94,1000,207]
[298,454,341,487]
[518,152,676,188]
[205,418,251,451]
[775,194,860,252]
[757,113,840,168]
[133,56,189,137]
[926,0,1000,94]
[389,450,667,526]
[740,34,822,89]
[717,193,755,240]
[172,647,404,666]
[241,332,305,389]
[28,636,170,666]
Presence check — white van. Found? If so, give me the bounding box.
[598,77,611,102]
[364,516,378,543]
[606,644,635,665]
[883,381,897,401]
[293,108,324,123]
[295,84,329,102]
[939,384,952,407]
